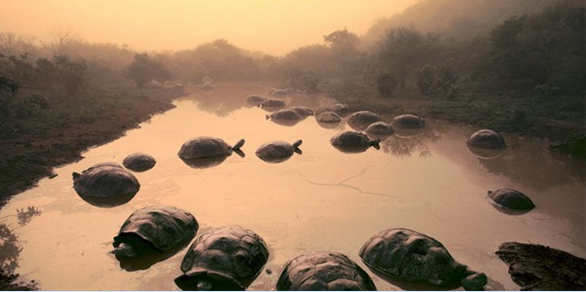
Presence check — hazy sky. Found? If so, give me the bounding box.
[1,0,416,56]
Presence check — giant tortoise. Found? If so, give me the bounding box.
[487,188,535,214]
[122,152,156,172]
[72,162,140,207]
[112,205,198,258]
[359,228,487,290]
[330,131,380,153]
[255,140,302,163]
[348,111,381,131]
[175,225,269,291]
[277,252,377,291]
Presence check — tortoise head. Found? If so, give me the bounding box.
[111,242,137,258]
[292,140,302,148]
[232,139,245,150]
[371,139,381,150]
[72,172,81,182]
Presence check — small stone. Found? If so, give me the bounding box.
[462,272,488,291]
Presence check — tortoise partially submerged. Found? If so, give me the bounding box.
[200,82,215,92]
[259,99,286,111]
[266,109,305,127]
[72,162,140,207]
[315,111,342,129]
[276,252,377,291]
[359,228,487,291]
[246,94,266,106]
[487,188,535,214]
[112,205,198,258]
[178,137,245,159]
[256,140,302,163]
[330,131,380,153]
[122,152,156,172]
[365,121,394,139]
[290,106,314,118]
[175,225,269,291]
[348,111,381,131]
[392,114,425,129]
[467,129,506,149]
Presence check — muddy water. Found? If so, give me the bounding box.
[1,84,585,291]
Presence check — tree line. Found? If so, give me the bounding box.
[1,0,584,130]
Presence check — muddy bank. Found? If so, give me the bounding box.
[0,88,184,208]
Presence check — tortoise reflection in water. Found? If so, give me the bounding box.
[359,228,487,291]
[175,225,269,291]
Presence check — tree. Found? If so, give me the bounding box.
[53,55,87,95]
[125,53,172,87]
[376,72,399,97]
[324,29,362,77]
[488,2,585,92]
[378,27,439,89]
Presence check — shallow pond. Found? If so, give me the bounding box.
[1,83,585,291]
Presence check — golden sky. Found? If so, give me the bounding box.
[0,0,416,56]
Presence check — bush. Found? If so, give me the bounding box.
[376,73,399,97]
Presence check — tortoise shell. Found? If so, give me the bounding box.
[256,140,302,163]
[467,129,506,149]
[488,188,535,212]
[276,252,377,291]
[122,152,156,172]
[267,109,303,121]
[112,205,198,258]
[260,99,286,110]
[330,131,380,153]
[365,121,394,139]
[175,225,269,291]
[316,111,342,124]
[72,162,140,199]
[348,111,381,131]
[393,114,425,129]
[290,106,314,118]
[178,137,245,159]
[359,228,470,287]
[246,94,266,106]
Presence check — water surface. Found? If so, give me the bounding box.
[1,84,584,290]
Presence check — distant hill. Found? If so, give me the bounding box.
[361,0,568,49]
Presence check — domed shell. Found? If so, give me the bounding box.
[316,111,341,124]
[246,94,266,106]
[393,114,425,129]
[260,99,286,110]
[277,252,377,291]
[348,111,381,131]
[488,188,535,212]
[256,140,302,163]
[72,162,140,199]
[178,137,244,159]
[122,152,156,172]
[290,106,314,118]
[267,109,303,121]
[175,225,269,291]
[330,131,380,153]
[467,129,506,149]
[365,121,394,138]
[359,228,470,287]
[113,206,198,257]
